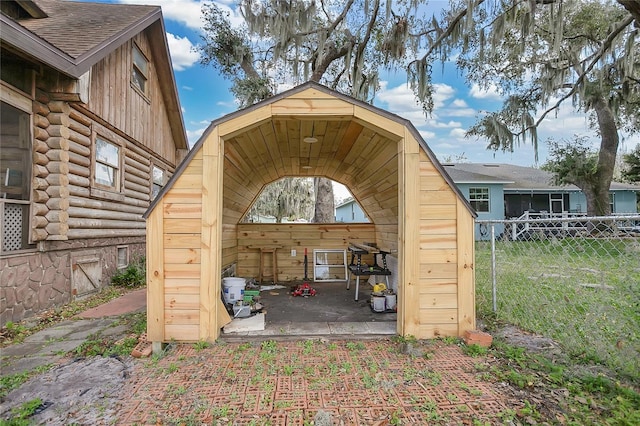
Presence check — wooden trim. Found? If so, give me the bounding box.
[146,204,164,342]
[200,127,223,340]
[398,130,421,337]
[456,198,475,334]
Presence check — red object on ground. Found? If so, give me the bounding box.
[463,330,493,347]
[291,283,316,297]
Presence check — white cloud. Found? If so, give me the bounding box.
[377,82,422,114]
[451,99,468,108]
[118,1,244,30]
[418,130,437,140]
[449,128,467,140]
[428,120,462,129]
[187,126,208,147]
[469,83,502,100]
[432,83,456,108]
[166,33,200,71]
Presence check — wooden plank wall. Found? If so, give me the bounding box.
[87,32,176,163]
[236,223,376,280]
[158,150,204,341]
[416,150,461,338]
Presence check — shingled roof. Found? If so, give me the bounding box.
[443,163,640,191]
[1,0,161,78]
[1,0,188,150]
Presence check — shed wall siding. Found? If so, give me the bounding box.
[155,150,204,342]
[237,223,376,280]
[417,150,461,338]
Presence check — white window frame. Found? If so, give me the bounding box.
[93,136,121,192]
[117,246,129,269]
[469,187,490,213]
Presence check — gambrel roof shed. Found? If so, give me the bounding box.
[144,82,476,344]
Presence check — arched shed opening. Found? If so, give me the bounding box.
[144,82,476,345]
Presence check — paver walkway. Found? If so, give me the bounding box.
[117,339,515,425]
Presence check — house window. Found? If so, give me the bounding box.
[117,246,129,269]
[132,44,149,95]
[1,100,34,253]
[469,187,490,212]
[151,165,165,200]
[94,138,120,190]
[609,193,615,214]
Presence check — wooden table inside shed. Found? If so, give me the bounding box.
[346,242,392,301]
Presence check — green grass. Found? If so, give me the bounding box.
[476,238,640,381]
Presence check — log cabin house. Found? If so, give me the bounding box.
[144,82,477,345]
[0,0,188,325]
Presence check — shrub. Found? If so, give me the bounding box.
[111,257,146,288]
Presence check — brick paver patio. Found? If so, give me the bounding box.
[117,338,516,425]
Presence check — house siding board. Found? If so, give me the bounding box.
[87,34,176,164]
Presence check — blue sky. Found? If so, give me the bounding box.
[81,0,638,169]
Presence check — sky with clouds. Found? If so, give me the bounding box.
[83,0,638,169]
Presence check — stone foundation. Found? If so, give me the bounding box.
[0,237,144,326]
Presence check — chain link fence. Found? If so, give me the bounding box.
[475,215,640,380]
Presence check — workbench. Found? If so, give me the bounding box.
[346,242,391,301]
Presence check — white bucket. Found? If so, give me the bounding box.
[385,293,397,310]
[372,295,386,312]
[222,277,246,304]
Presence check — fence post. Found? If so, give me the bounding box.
[491,223,497,313]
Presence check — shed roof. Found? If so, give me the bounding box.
[1,0,187,150]
[444,163,640,191]
[145,82,475,219]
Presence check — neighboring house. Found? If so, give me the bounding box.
[335,198,369,222]
[443,163,640,239]
[0,0,188,325]
[337,162,639,237]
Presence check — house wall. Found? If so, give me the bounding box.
[570,190,638,214]
[456,183,504,239]
[87,32,178,164]
[1,31,179,326]
[335,201,369,223]
[612,191,638,213]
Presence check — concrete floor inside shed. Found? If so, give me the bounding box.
[221,280,397,339]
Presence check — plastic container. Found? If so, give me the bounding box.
[232,303,251,318]
[385,293,397,310]
[371,295,386,312]
[222,277,246,304]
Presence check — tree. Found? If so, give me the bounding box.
[198,0,421,222]
[406,0,639,216]
[621,144,640,183]
[244,178,314,223]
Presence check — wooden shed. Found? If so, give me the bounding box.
[144,82,476,344]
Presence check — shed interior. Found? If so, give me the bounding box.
[147,84,475,343]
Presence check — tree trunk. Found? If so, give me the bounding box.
[313,177,335,222]
[618,0,640,26]
[588,96,619,216]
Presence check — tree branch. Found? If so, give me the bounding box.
[529,15,634,131]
